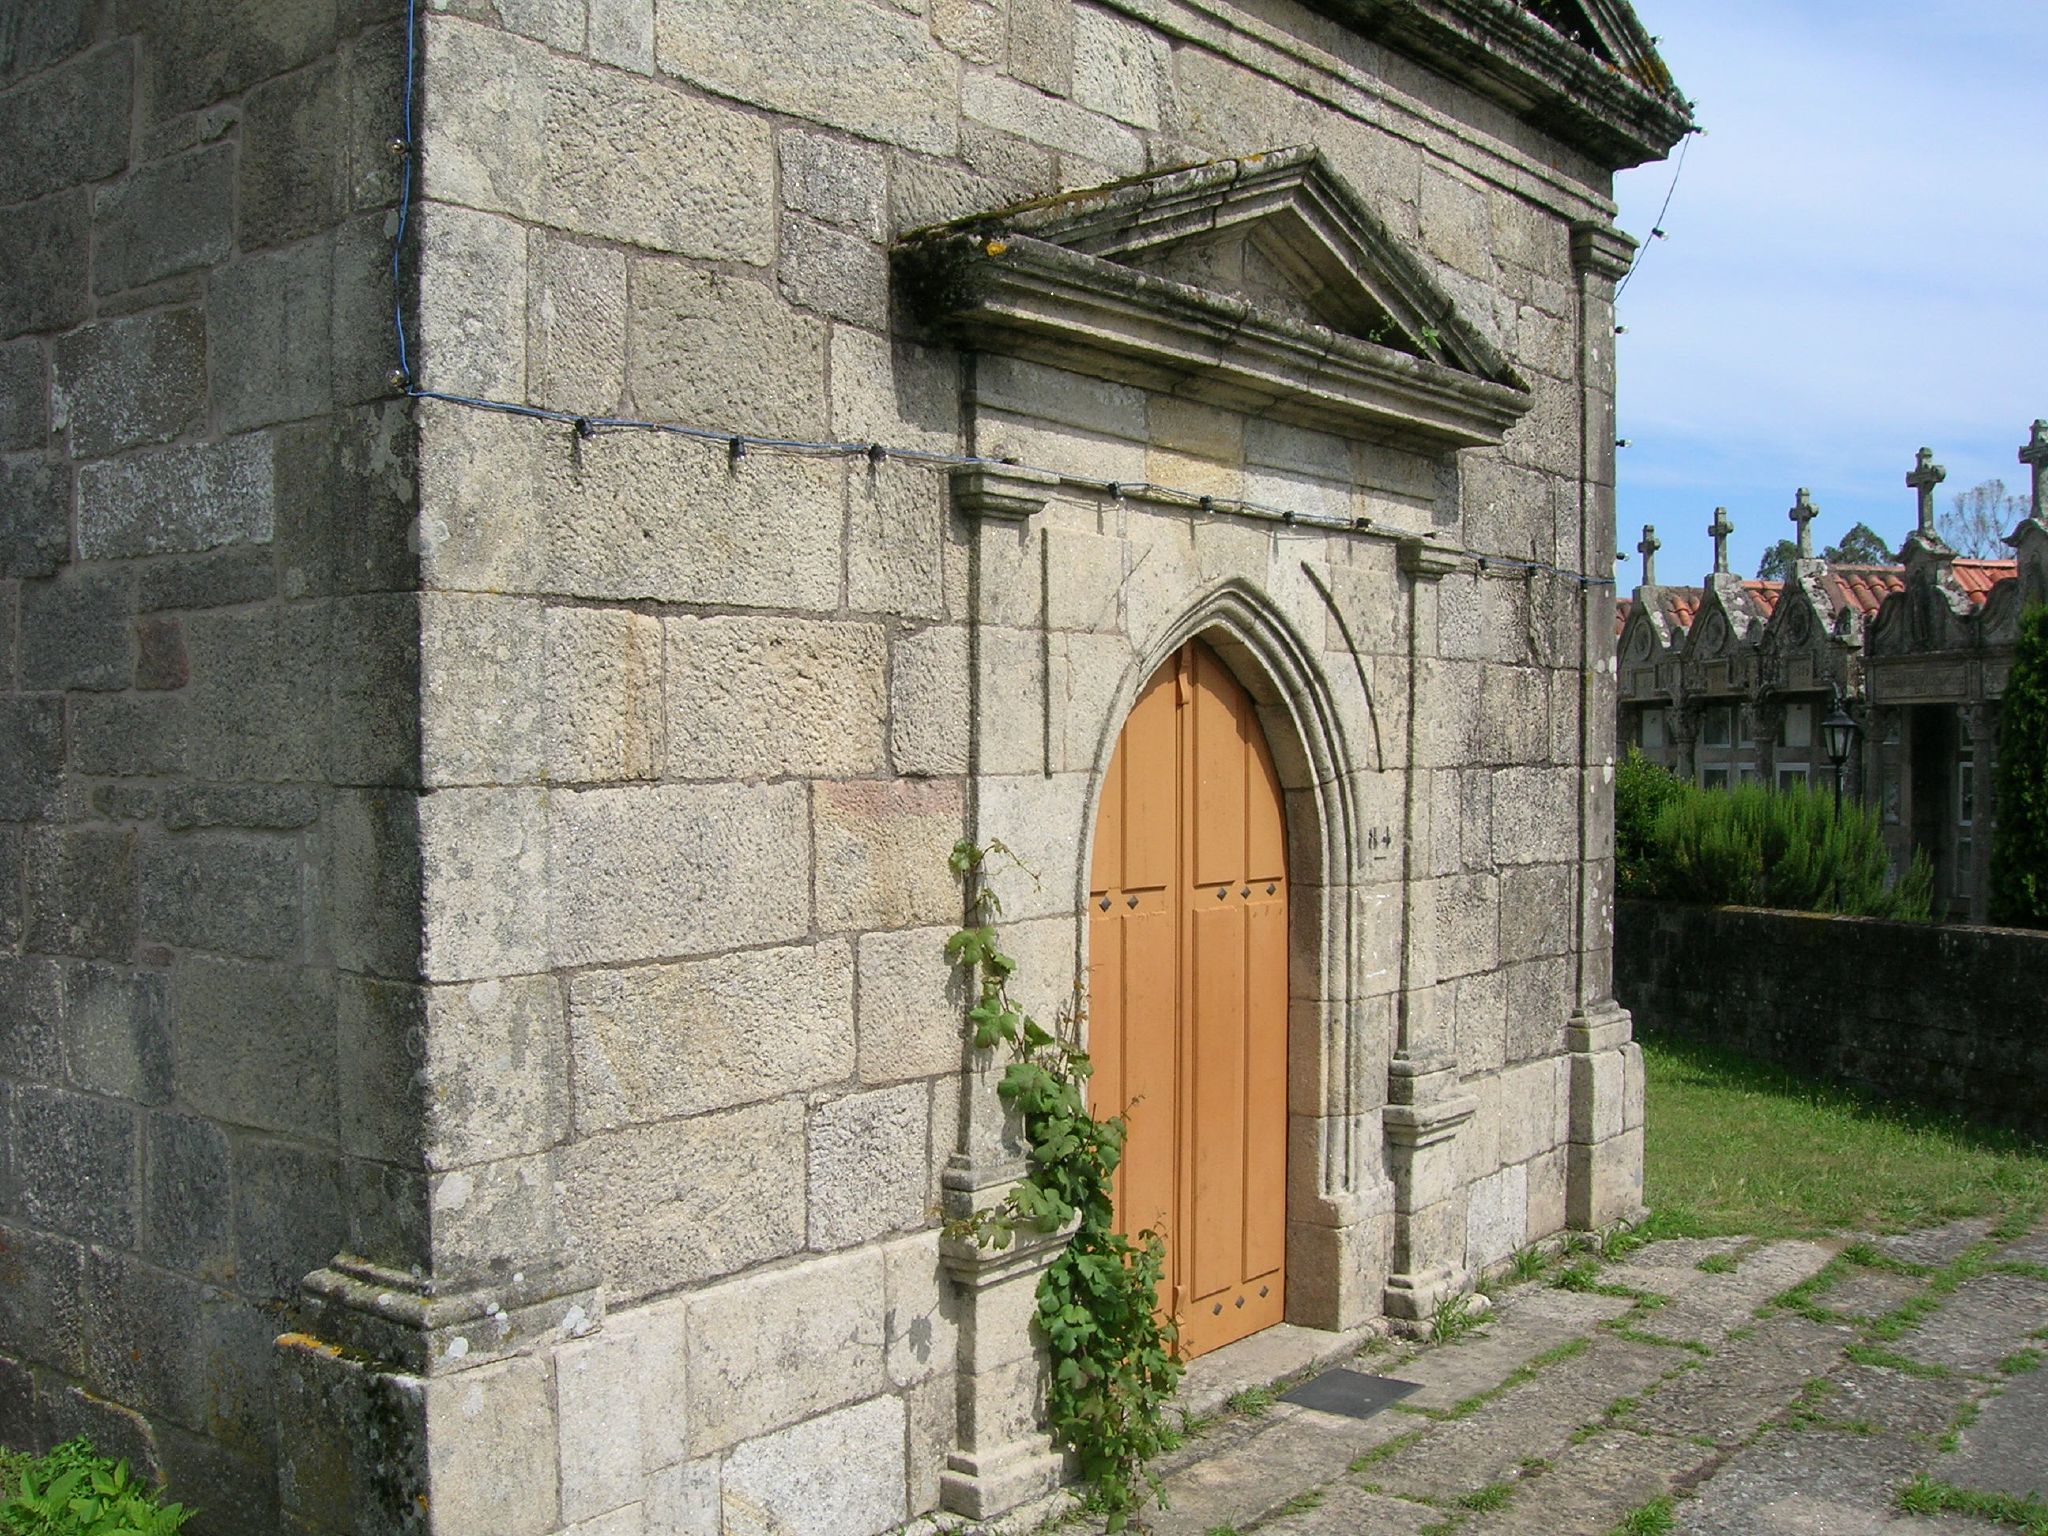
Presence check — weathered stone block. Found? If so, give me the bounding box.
[568,940,854,1130]
[139,832,303,960]
[1569,1047,1625,1145]
[0,339,44,451]
[78,434,275,559]
[231,1135,345,1301]
[564,1098,805,1298]
[831,328,961,459]
[856,924,967,1085]
[545,605,663,783]
[418,202,526,401]
[0,698,63,819]
[1072,7,1167,128]
[1007,0,1073,95]
[423,1356,560,1536]
[779,214,887,328]
[0,455,70,579]
[184,603,330,782]
[69,695,188,778]
[1566,1125,1644,1230]
[60,961,170,1104]
[0,1218,86,1375]
[54,308,205,458]
[209,240,336,432]
[327,787,423,980]
[0,0,93,87]
[171,957,338,1141]
[849,468,964,619]
[719,1394,907,1536]
[808,1081,930,1249]
[656,0,957,154]
[528,232,627,413]
[686,1246,887,1451]
[495,0,584,49]
[141,1111,234,1281]
[0,829,23,951]
[1490,764,1578,865]
[239,59,346,249]
[890,625,969,776]
[589,0,656,72]
[417,975,570,1169]
[962,71,1142,174]
[143,0,338,119]
[0,44,130,205]
[781,130,886,240]
[329,592,423,786]
[136,546,276,612]
[1499,863,1573,963]
[134,614,189,690]
[92,145,239,299]
[550,781,810,966]
[883,1231,957,1388]
[15,1086,136,1246]
[627,260,828,439]
[556,1326,653,1521]
[813,779,964,933]
[664,616,886,779]
[19,567,131,690]
[25,828,136,961]
[420,787,549,979]
[975,773,1088,921]
[419,592,545,787]
[1465,1161,1527,1271]
[0,190,88,339]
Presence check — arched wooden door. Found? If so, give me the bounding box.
[1088,639,1288,1358]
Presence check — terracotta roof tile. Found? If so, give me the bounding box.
[1741,580,1782,619]
[1661,585,1703,631]
[1822,564,1905,618]
[1953,559,2017,606]
[1615,597,1632,637]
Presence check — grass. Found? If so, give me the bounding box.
[1457,1482,1514,1511]
[1695,1252,1738,1273]
[1225,1385,1276,1418]
[1640,1036,2048,1238]
[1897,1474,2048,1533]
[1607,1495,1677,1535]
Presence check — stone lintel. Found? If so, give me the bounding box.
[1570,221,1638,283]
[299,1253,599,1376]
[1566,999,1632,1055]
[1398,535,1466,580]
[951,461,1058,521]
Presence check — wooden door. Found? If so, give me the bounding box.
[1088,639,1289,1358]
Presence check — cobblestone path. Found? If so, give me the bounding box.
[984,1216,2048,1536]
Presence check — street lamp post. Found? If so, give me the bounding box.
[1821,692,1858,812]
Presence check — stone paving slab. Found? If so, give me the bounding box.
[1821,1267,1926,1321]
[1388,1287,1634,1412]
[1624,1313,1851,1446]
[1369,1336,1678,1502]
[1465,1431,1713,1536]
[1888,1271,2048,1375]
[1815,1361,1986,1439]
[1256,1486,1442,1535]
[1870,1218,1996,1268]
[1133,1405,1414,1536]
[1941,1368,2048,1500]
[1671,1426,1929,1535]
[1599,1237,1754,1297]
[1651,1240,1837,1346]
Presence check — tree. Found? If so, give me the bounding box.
[1990,604,2048,927]
[1940,479,2025,558]
[1755,522,1894,580]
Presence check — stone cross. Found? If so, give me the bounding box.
[1637,524,1660,586]
[1789,488,1819,558]
[2022,419,2048,522]
[1906,447,1946,536]
[1708,506,1733,574]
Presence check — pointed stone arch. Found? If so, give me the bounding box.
[1076,577,1394,1339]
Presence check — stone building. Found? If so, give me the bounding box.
[1617,428,2048,920]
[0,1,1686,1532]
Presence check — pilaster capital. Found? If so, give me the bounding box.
[951,461,1057,521]
[1570,221,1637,284]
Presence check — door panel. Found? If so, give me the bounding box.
[1087,639,1289,1359]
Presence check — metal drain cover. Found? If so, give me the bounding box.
[1279,1368,1421,1420]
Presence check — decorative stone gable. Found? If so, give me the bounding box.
[896,149,1532,451]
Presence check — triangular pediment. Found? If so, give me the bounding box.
[895,149,1533,452]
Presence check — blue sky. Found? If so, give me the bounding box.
[1610,0,2048,587]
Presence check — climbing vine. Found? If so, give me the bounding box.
[943,840,1184,1527]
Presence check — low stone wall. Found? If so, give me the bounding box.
[1615,899,2048,1141]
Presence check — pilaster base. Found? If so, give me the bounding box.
[1567,1001,1648,1230]
[299,1252,600,1376]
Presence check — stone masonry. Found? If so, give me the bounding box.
[0,2,1687,1533]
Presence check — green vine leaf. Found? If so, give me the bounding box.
[943,842,1185,1524]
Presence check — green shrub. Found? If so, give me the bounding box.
[1641,779,1932,920]
[0,1440,192,1536]
[1616,748,1685,898]
[1991,604,2048,928]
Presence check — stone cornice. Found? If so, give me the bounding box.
[1302,0,1693,170]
